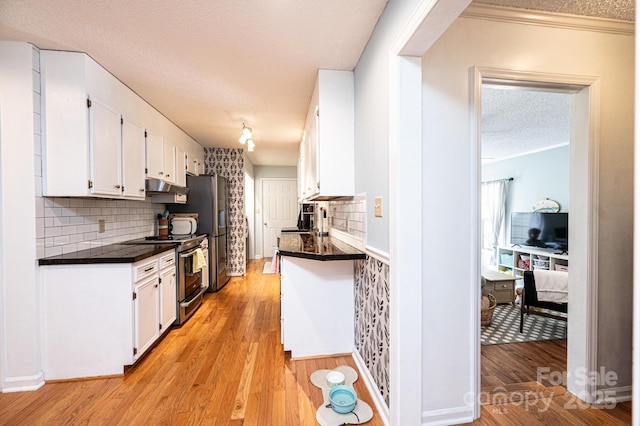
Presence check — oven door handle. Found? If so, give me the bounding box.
[180,288,204,308]
[180,248,199,258]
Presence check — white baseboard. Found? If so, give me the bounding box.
[421,405,474,425]
[2,371,45,393]
[594,385,632,404]
[352,349,389,425]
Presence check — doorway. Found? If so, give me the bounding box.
[261,179,298,259]
[479,82,573,389]
[472,68,600,406]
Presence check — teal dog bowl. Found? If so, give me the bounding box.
[328,385,357,414]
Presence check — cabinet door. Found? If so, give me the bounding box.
[89,98,122,196]
[122,118,146,199]
[160,266,177,332]
[175,148,187,187]
[304,108,319,198]
[133,276,160,359]
[146,131,164,180]
[163,141,176,184]
[186,152,198,176]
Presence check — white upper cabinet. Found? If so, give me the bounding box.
[89,98,122,197]
[145,130,165,181]
[176,148,187,187]
[163,141,176,184]
[301,69,355,200]
[186,151,200,176]
[40,50,202,199]
[122,118,146,199]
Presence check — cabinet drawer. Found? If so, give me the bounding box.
[492,289,514,304]
[160,252,176,270]
[134,259,158,282]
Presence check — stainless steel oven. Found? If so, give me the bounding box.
[124,234,207,325]
[175,235,207,325]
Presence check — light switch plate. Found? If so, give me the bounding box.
[98,219,106,233]
[374,196,383,217]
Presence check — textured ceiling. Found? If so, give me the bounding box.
[0,0,387,166]
[474,0,635,21]
[0,1,633,166]
[482,88,571,161]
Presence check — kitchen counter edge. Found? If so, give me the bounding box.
[278,234,366,261]
[38,243,177,266]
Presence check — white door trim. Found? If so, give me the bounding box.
[472,67,600,402]
[388,1,472,423]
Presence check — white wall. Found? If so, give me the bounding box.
[353,0,423,254]
[483,145,570,214]
[253,166,297,258]
[421,11,633,415]
[0,42,43,391]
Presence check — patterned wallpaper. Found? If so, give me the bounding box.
[355,255,390,407]
[204,148,246,276]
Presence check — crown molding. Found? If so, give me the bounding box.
[461,4,634,36]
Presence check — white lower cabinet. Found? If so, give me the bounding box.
[133,275,160,360]
[42,249,176,380]
[160,254,177,332]
[280,256,355,358]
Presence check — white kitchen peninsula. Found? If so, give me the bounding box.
[278,233,365,358]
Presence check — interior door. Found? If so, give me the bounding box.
[262,179,298,259]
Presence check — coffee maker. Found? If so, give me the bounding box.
[297,203,315,231]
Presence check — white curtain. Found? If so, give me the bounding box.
[481,179,509,265]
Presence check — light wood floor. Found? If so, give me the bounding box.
[0,259,384,425]
[0,260,632,425]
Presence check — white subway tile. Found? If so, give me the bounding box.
[34,178,42,197]
[62,244,78,254]
[54,235,70,245]
[45,227,62,237]
[36,218,45,238]
[53,216,69,226]
[83,232,97,241]
[62,226,78,236]
[45,237,54,247]
[36,241,45,259]
[44,207,61,218]
[61,207,77,217]
[45,246,63,257]
[35,197,45,218]
[69,233,84,244]
[69,216,84,225]
[91,208,102,215]
[69,199,84,208]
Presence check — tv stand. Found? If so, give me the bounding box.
[497,245,569,278]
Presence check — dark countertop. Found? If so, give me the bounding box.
[39,243,176,265]
[278,233,365,261]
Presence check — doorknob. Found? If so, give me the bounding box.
[264,222,267,226]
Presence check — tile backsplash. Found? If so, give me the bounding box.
[36,197,164,258]
[327,194,366,241]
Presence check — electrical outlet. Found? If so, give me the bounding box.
[374,197,383,217]
[98,219,106,233]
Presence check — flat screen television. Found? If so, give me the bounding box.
[510,212,568,251]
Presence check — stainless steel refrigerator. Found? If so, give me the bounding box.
[171,174,230,292]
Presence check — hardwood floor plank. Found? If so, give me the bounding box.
[0,259,630,425]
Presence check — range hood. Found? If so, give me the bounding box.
[145,178,189,195]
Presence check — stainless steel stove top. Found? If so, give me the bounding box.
[123,234,207,249]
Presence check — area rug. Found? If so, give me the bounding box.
[262,262,274,274]
[481,305,567,345]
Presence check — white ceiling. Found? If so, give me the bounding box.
[0,1,633,166]
[0,0,387,166]
[481,87,571,162]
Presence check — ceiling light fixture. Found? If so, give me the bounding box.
[239,123,252,145]
[247,139,255,152]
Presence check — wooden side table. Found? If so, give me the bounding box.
[482,269,516,306]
